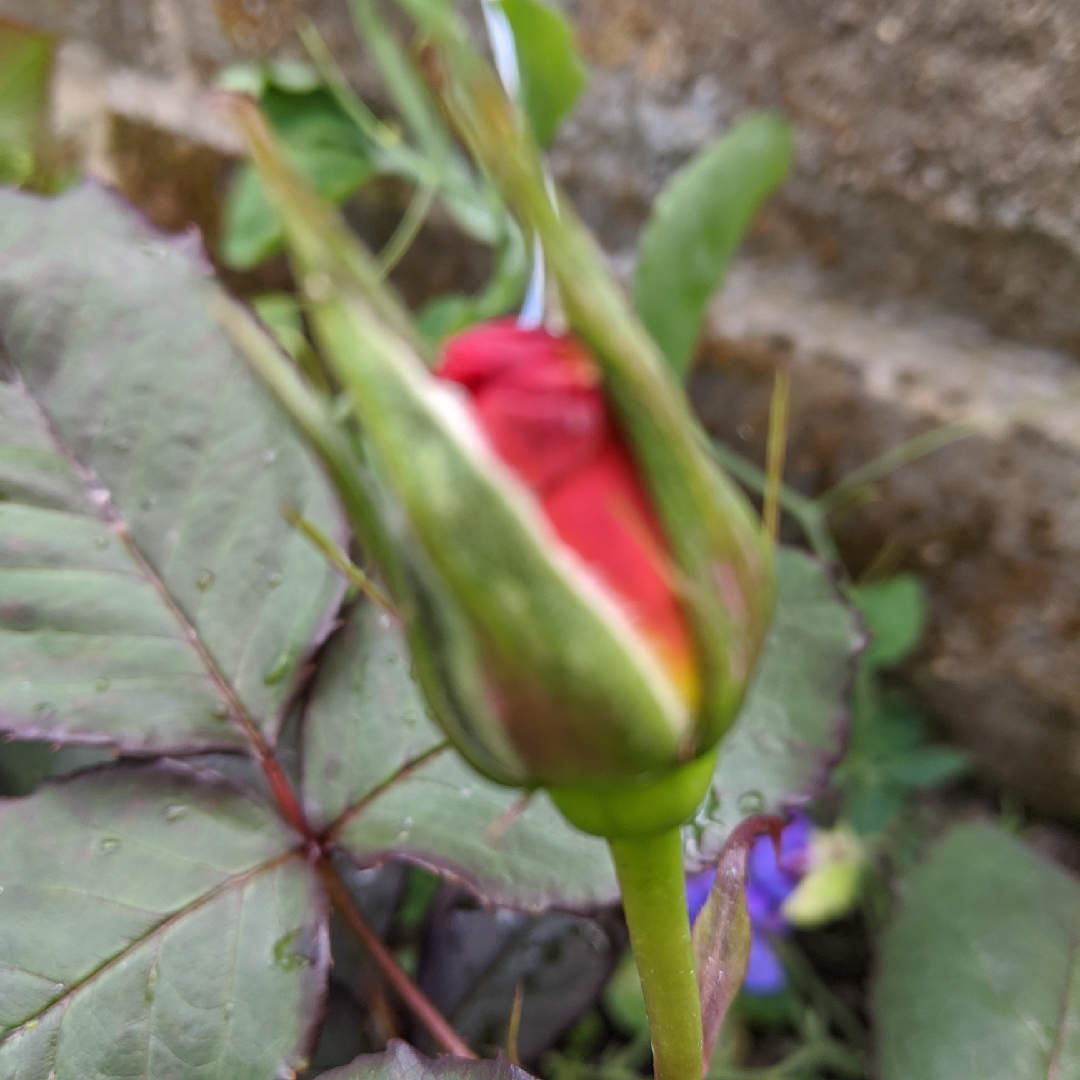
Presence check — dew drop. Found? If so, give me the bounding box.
[24,1019,38,1032]
[403,816,413,829]
[196,569,214,590]
[164,805,187,823]
[272,930,311,971]
[736,790,766,816]
[402,712,418,727]
[94,677,109,692]
[93,536,110,550]
[267,571,283,588]
[113,438,131,453]
[0,885,5,895]
[223,1002,234,1019]
[263,651,291,686]
[460,787,473,799]
[263,449,277,464]
[140,494,158,511]
[99,838,121,855]
[211,702,230,721]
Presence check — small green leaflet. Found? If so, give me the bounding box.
[0,18,53,186]
[220,86,377,270]
[633,112,793,378]
[500,0,588,148]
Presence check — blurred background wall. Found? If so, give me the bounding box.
[5,0,1080,819]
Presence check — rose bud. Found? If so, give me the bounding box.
[227,96,772,834]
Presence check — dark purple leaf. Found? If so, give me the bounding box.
[319,1039,538,1080]
[416,890,624,1060]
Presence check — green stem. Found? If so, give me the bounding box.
[609,829,703,1080]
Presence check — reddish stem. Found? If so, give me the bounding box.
[259,751,311,839]
[316,857,478,1059]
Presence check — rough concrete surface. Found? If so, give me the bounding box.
[4,0,1080,817]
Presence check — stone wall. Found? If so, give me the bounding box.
[5,0,1080,817]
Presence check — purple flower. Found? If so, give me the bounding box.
[686,813,813,997]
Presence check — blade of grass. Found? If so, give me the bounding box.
[377,180,437,276]
[282,503,397,614]
[710,441,839,565]
[762,367,790,545]
[818,384,1080,516]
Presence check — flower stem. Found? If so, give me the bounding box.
[610,829,703,1080]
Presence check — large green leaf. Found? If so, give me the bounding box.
[320,1039,537,1080]
[0,761,328,1079]
[0,184,344,751]
[686,549,862,867]
[632,113,793,378]
[874,824,1080,1080]
[302,601,619,910]
[501,0,587,149]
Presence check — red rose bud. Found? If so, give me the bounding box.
[438,320,700,710]
[230,97,715,795]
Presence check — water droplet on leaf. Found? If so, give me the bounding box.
[737,790,766,816]
[99,838,121,854]
[94,678,109,692]
[263,651,291,686]
[272,930,311,971]
[93,536,110,550]
[211,702,230,721]
[196,570,214,590]
[267,572,283,588]
[263,449,277,464]
[164,805,187,822]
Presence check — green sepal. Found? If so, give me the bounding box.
[550,748,718,839]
